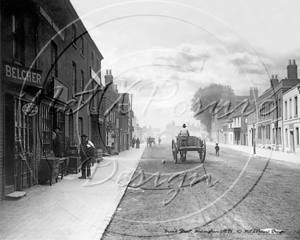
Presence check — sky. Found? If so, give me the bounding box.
[70,0,300,130]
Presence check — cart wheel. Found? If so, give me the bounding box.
[172,140,178,164]
[203,139,206,161]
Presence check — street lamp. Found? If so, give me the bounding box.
[253,124,256,154]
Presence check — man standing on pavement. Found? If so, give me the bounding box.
[79,133,95,179]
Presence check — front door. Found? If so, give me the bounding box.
[4,94,35,195]
[4,94,15,195]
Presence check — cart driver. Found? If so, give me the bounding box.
[179,123,190,146]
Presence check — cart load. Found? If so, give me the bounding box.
[171,136,206,163]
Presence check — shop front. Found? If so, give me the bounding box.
[2,62,42,196]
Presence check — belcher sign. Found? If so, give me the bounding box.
[3,62,43,88]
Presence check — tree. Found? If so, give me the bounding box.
[191,83,234,135]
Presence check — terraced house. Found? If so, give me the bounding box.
[283,83,300,154]
[256,60,300,151]
[0,0,133,199]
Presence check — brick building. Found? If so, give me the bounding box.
[283,84,300,154]
[0,0,104,198]
[256,61,300,151]
[101,70,131,154]
[211,87,255,145]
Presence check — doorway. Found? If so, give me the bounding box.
[290,131,295,153]
[4,94,35,195]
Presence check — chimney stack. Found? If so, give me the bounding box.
[104,69,113,85]
[270,73,279,88]
[287,59,298,79]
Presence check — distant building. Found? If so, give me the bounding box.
[256,60,300,151]
[211,87,255,145]
[164,122,201,142]
[283,84,300,154]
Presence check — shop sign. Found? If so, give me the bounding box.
[53,77,68,103]
[3,62,43,88]
[91,67,101,86]
[22,103,38,116]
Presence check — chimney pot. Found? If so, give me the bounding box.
[293,59,296,65]
[275,74,277,79]
[289,60,292,65]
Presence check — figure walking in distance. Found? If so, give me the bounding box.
[215,143,220,156]
[136,138,140,148]
[131,138,136,148]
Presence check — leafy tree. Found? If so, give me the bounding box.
[191,83,235,135]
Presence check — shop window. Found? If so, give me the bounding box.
[41,105,51,155]
[14,99,34,154]
[55,111,65,156]
[12,15,25,64]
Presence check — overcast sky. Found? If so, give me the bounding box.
[70,0,300,130]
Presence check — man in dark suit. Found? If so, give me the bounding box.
[79,133,95,179]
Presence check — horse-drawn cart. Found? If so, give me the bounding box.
[171,136,206,163]
[147,137,156,147]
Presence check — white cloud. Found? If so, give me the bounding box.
[70,0,300,130]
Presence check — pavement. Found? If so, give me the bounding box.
[0,144,146,240]
[207,142,300,165]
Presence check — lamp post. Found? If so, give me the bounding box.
[130,93,133,142]
[253,124,256,154]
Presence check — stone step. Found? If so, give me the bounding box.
[5,191,27,200]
